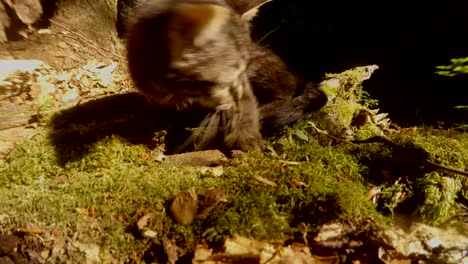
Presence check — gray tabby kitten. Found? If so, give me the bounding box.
[126,0,264,152]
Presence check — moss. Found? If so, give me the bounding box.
[348,127,468,226]
[3,65,465,260]
[0,126,383,261]
[415,172,463,226]
[404,127,468,170]
[355,122,383,141]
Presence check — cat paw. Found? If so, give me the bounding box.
[231,136,265,152]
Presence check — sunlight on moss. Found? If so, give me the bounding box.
[2,64,466,261]
[0,126,383,259]
[416,172,463,226]
[355,122,383,140]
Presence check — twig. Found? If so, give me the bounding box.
[351,136,468,177]
[59,33,107,58]
[278,160,301,165]
[351,135,398,147]
[310,124,468,177]
[253,175,278,187]
[49,19,125,60]
[425,160,468,177]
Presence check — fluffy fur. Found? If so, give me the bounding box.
[124,0,327,153]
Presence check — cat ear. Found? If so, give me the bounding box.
[172,4,231,46]
[224,0,272,21]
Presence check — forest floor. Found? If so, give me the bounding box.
[0,17,467,264]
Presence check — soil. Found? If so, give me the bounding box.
[0,19,131,162]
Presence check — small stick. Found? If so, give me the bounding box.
[50,19,124,60]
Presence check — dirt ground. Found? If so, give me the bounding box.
[0,16,133,163]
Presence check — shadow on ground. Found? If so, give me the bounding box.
[48,92,208,166]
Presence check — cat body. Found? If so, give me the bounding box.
[246,43,328,135]
[125,0,327,153]
[126,0,263,152]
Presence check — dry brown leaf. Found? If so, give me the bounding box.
[0,213,9,224]
[50,237,66,259]
[197,189,228,220]
[61,89,79,103]
[0,1,10,43]
[116,211,127,223]
[291,179,309,188]
[73,242,100,263]
[170,188,198,225]
[163,238,179,264]
[5,0,42,25]
[193,245,213,262]
[366,186,381,203]
[16,226,46,234]
[374,113,389,122]
[49,174,69,189]
[196,236,328,264]
[314,223,345,242]
[137,213,154,230]
[378,247,411,264]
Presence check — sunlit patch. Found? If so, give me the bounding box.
[0,60,43,81]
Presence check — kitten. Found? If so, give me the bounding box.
[125,0,327,153]
[117,0,271,38]
[126,0,264,152]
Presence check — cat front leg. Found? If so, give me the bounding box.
[221,78,264,152]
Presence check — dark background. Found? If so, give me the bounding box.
[250,0,468,127]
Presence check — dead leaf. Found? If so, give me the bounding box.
[50,237,65,259]
[314,223,344,242]
[366,186,381,202]
[74,242,100,264]
[142,229,158,238]
[61,89,79,103]
[88,207,97,219]
[291,179,309,188]
[49,174,69,189]
[116,211,127,223]
[5,0,42,25]
[193,244,213,262]
[0,213,9,224]
[37,28,51,34]
[198,166,224,177]
[374,113,389,122]
[75,208,88,215]
[224,235,265,256]
[16,226,46,234]
[137,213,154,230]
[170,188,198,225]
[223,236,327,264]
[163,238,179,264]
[378,247,411,264]
[0,1,10,43]
[40,249,50,260]
[197,189,228,220]
[155,153,165,162]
